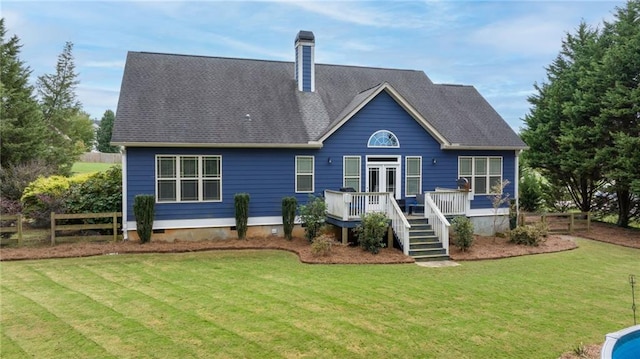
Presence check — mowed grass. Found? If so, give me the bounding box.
[1,239,638,359]
[71,162,115,174]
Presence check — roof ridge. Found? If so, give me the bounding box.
[436,83,472,87]
[134,51,292,64]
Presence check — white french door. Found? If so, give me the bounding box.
[366,157,401,212]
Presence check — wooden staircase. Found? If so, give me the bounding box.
[407,217,450,262]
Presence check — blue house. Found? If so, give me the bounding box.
[112,31,527,260]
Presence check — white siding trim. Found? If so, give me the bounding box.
[122,149,128,240]
[126,216,286,231]
[466,208,509,217]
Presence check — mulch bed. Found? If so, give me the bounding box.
[1,221,636,264]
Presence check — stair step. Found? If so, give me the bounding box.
[409,235,440,243]
[412,254,451,262]
[409,230,436,237]
[409,248,447,256]
[410,241,443,250]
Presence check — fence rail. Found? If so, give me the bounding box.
[0,214,24,243]
[50,212,123,245]
[518,212,591,233]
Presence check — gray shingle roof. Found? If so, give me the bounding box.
[112,51,526,149]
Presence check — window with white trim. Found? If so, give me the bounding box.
[156,155,221,202]
[405,156,422,196]
[458,156,502,195]
[343,156,361,191]
[368,130,399,148]
[295,156,314,193]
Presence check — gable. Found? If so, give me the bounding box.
[315,82,449,147]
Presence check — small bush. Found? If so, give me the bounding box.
[311,234,334,257]
[299,195,326,242]
[133,195,155,243]
[451,216,474,252]
[509,222,548,246]
[234,193,250,240]
[281,196,297,240]
[355,211,388,254]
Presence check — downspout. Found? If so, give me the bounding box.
[121,148,128,240]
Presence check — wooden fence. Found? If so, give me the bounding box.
[80,152,121,163]
[50,212,122,245]
[2,212,123,246]
[519,212,591,233]
[0,214,24,243]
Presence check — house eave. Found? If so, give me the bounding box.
[440,144,529,151]
[111,141,324,149]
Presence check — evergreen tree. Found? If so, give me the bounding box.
[96,109,119,153]
[595,0,640,227]
[521,22,605,212]
[36,41,84,175]
[0,18,48,168]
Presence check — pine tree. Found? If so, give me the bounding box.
[36,41,84,175]
[0,18,48,168]
[96,109,119,153]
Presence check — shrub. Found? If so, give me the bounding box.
[20,174,90,227]
[311,234,333,256]
[519,170,543,212]
[509,222,548,246]
[281,196,297,240]
[133,195,155,243]
[0,160,58,201]
[234,193,250,240]
[299,195,326,242]
[355,211,388,254]
[451,216,474,252]
[65,165,122,214]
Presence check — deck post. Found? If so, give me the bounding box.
[387,225,393,249]
[50,212,56,245]
[342,227,348,245]
[17,214,23,244]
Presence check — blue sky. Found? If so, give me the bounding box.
[3,0,624,132]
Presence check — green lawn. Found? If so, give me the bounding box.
[1,239,638,358]
[71,162,115,174]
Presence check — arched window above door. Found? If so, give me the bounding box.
[367,130,399,148]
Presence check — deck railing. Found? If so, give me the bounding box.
[424,193,450,255]
[385,197,411,255]
[428,189,469,216]
[325,190,411,254]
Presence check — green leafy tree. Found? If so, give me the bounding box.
[36,41,84,175]
[96,109,119,153]
[0,19,48,168]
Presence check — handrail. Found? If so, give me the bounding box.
[424,193,450,255]
[386,193,411,255]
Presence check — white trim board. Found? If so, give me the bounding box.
[126,216,290,231]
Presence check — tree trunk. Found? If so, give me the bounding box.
[616,188,630,228]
